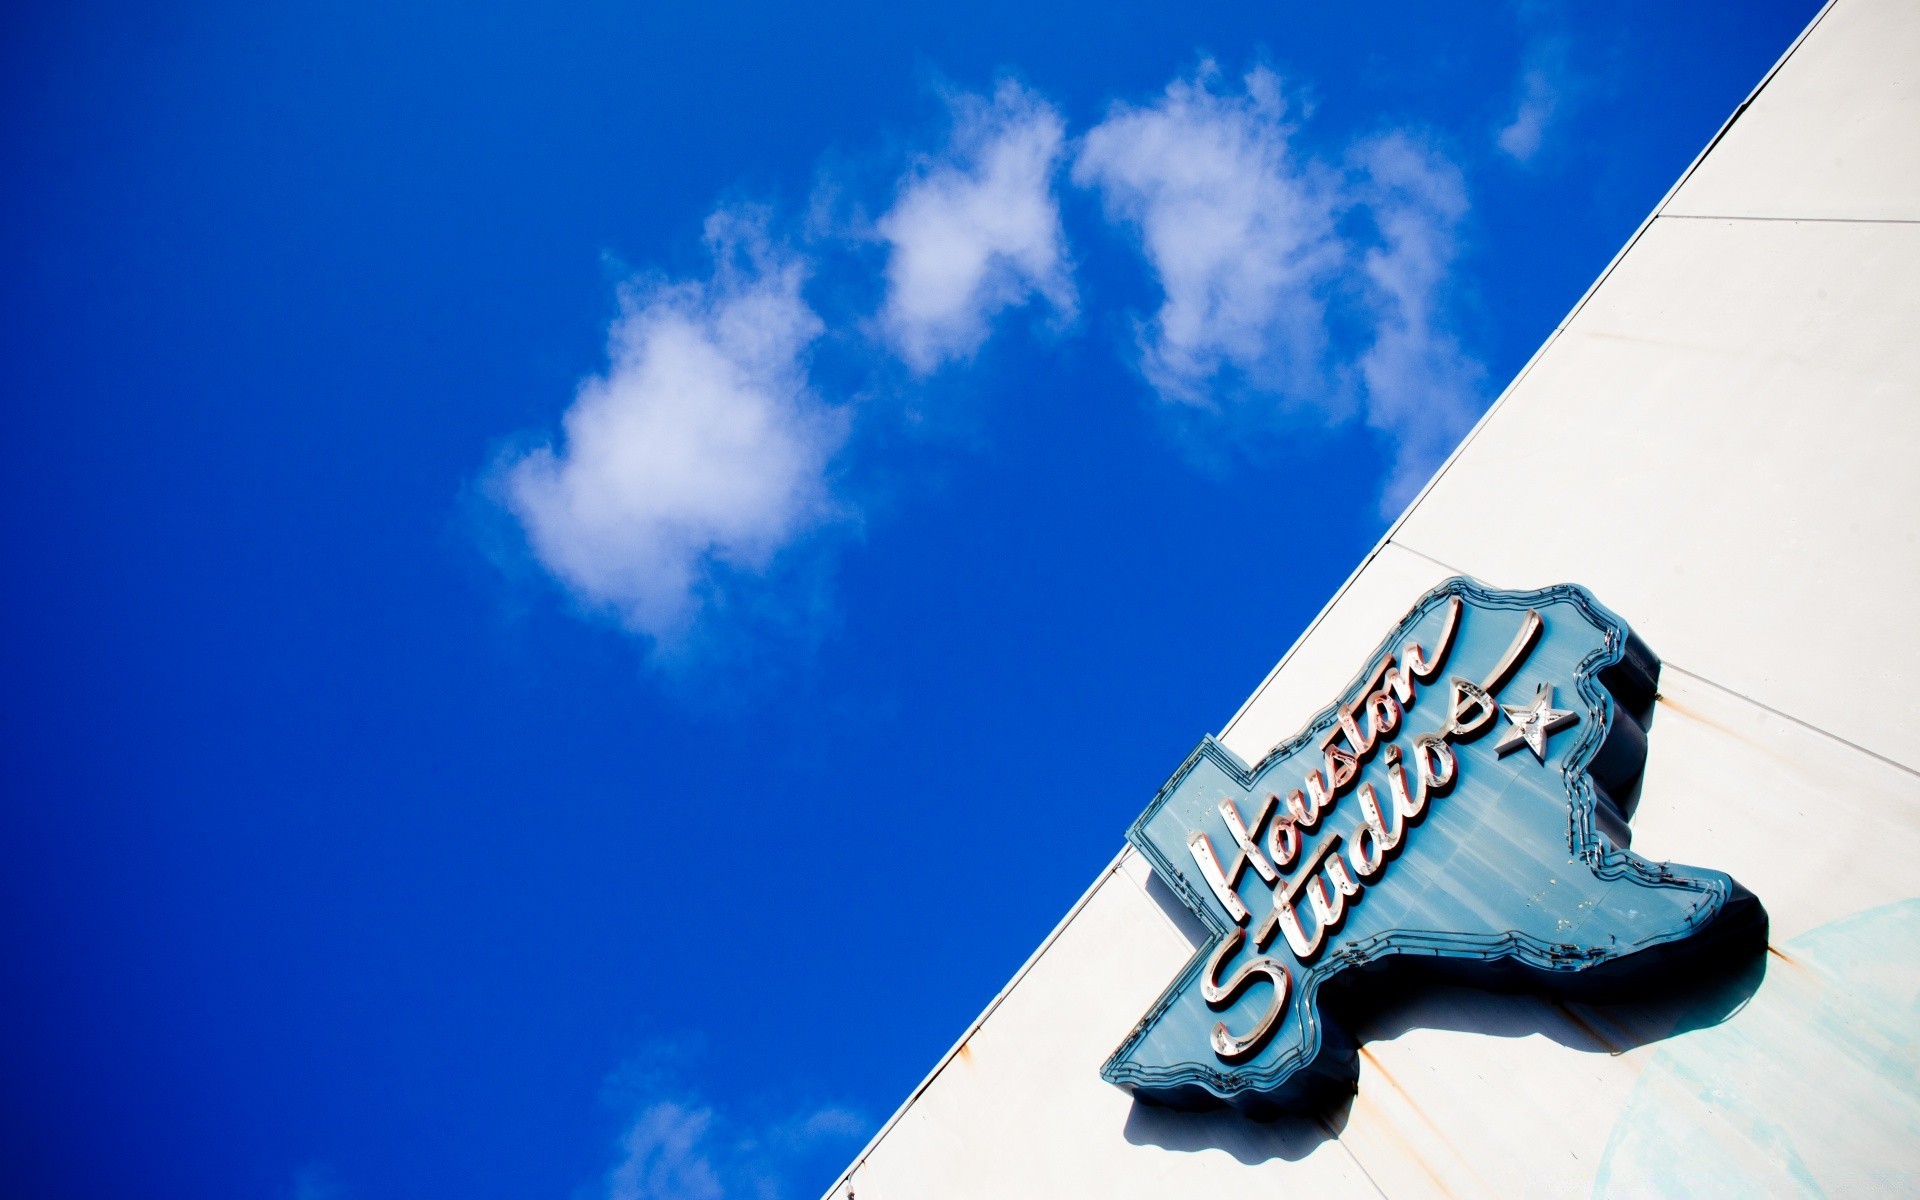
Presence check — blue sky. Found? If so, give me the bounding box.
[0,2,1818,1197]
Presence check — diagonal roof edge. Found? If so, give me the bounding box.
[819,5,1842,1195]
[1217,0,1841,747]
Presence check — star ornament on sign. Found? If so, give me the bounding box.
[1102,579,1766,1116]
[1496,682,1579,762]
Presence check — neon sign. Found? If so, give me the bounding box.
[1103,579,1763,1114]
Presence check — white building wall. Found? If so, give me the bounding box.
[827,1,1920,1194]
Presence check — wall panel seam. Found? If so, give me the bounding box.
[1657,662,1920,781]
[1380,541,1919,781]
[1658,213,1920,225]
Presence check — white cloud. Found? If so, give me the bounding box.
[501,210,847,647]
[1495,67,1557,161]
[1496,37,1570,162]
[1073,64,1487,511]
[606,1103,726,1200]
[876,80,1075,374]
[789,1107,866,1141]
[497,67,1491,646]
[1352,133,1485,514]
[598,1096,867,1200]
[1072,64,1344,410]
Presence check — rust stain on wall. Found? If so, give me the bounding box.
[1354,1045,1497,1197]
[1766,943,1806,972]
[1349,1070,1458,1200]
[1654,692,1805,776]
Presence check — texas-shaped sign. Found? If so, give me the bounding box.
[1103,578,1764,1115]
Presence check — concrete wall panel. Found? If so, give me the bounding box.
[1664,0,1920,221]
[1395,215,1920,771]
[1628,665,1920,944]
[1328,663,1920,1198]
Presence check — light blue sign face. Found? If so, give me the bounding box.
[1103,579,1762,1115]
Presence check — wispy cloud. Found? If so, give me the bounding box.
[493,64,1492,659]
[594,1047,867,1200]
[498,209,847,650]
[1495,35,1571,163]
[1073,64,1343,411]
[788,1107,867,1142]
[1073,63,1486,503]
[1352,133,1485,514]
[606,1103,724,1200]
[875,80,1075,374]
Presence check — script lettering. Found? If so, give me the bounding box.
[1198,606,1543,1044]
[1200,928,1292,1063]
[1194,605,1542,1064]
